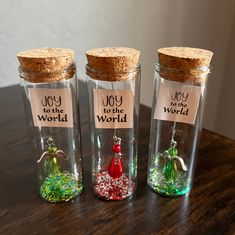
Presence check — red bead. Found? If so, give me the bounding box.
[112,144,121,153]
[108,157,123,178]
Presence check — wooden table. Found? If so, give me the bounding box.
[0,84,234,235]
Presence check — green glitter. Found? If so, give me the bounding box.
[148,166,189,196]
[40,172,83,203]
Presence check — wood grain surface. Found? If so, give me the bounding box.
[0,84,234,235]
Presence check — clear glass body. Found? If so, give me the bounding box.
[19,65,83,203]
[87,65,141,201]
[147,63,209,197]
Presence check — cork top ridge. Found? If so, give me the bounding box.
[86,47,140,81]
[157,47,213,69]
[17,48,75,73]
[86,47,140,71]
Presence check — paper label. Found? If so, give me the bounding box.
[28,88,73,128]
[93,89,134,129]
[154,80,201,125]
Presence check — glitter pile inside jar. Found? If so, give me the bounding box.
[40,172,83,203]
[94,171,134,200]
[148,166,189,197]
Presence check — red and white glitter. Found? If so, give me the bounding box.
[94,171,134,200]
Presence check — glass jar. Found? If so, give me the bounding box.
[147,47,213,197]
[17,48,83,203]
[86,47,141,200]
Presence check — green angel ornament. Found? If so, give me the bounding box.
[37,137,68,177]
[161,140,187,182]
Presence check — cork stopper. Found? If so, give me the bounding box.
[157,47,213,83]
[17,48,75,83]
[86,47,140,81]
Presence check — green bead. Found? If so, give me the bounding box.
[168,147,178,157]
[48,146,57,152]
